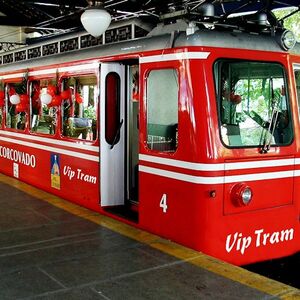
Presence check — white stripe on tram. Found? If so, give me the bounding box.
[140,52,210,64]
[139,165,224,184]
[0,131,99,152]
[225,158,295,170]
[224,170,295,183]
[139,165,296,184]
[139,154,224,171]
[139,154,296,172]
[0,136,99,162]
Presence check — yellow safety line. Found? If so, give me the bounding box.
[0,173,299,299]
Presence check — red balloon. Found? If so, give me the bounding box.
[0,90,5,99]
[132,91,139,101]
[0,98,4,107]
[231,94,242,104]
[51,94,62,106]
[75,93,83,104]
[20,94,29,104]
[16,103,27,113]
[61,89,71,100]
[47,85,57,97]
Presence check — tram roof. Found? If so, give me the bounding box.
[0,23,299,76]
[0,0,299,69]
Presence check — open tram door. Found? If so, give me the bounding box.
[100,61,139,220]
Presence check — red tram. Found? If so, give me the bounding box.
[0,14,299,265]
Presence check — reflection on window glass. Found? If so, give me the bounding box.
[61,75,97,141]
[146,69,178,152]
[30,79,57,135]
[6,82,28,130]
[215,61,293,147]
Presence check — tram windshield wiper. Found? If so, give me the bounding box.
[260,107,279,153]
[110,119,124,150]
[260,77,280,154]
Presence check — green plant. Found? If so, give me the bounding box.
[274,8,300,41]
[84,105,96,120]
[43,105,49,113]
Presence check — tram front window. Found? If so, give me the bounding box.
[215,60,293,148]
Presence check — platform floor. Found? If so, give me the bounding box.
[0,174,299,300]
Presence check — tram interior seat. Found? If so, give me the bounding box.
[147,123,177,151]
[68,117,92,139]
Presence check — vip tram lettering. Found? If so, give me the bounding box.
[226,228,294,255]
[63,165,97,184]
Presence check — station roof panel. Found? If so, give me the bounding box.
[0,1,298,40]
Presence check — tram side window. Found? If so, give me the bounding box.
[62,75,97,141]
[215,61,293,147]
[30,79,57,135]
[295,69,300,112]
[146,69,178,152]
[6,83,27,131]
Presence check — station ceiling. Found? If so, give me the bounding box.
[0,0,299,38]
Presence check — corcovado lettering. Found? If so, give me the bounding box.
[0,146,36,168]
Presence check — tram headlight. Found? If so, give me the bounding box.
[241,188,252,205]
[231,183,253,207]
[279,30,296,51]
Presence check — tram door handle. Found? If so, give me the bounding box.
[110,119,124,150]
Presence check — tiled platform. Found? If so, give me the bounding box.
[0,174,299,299]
